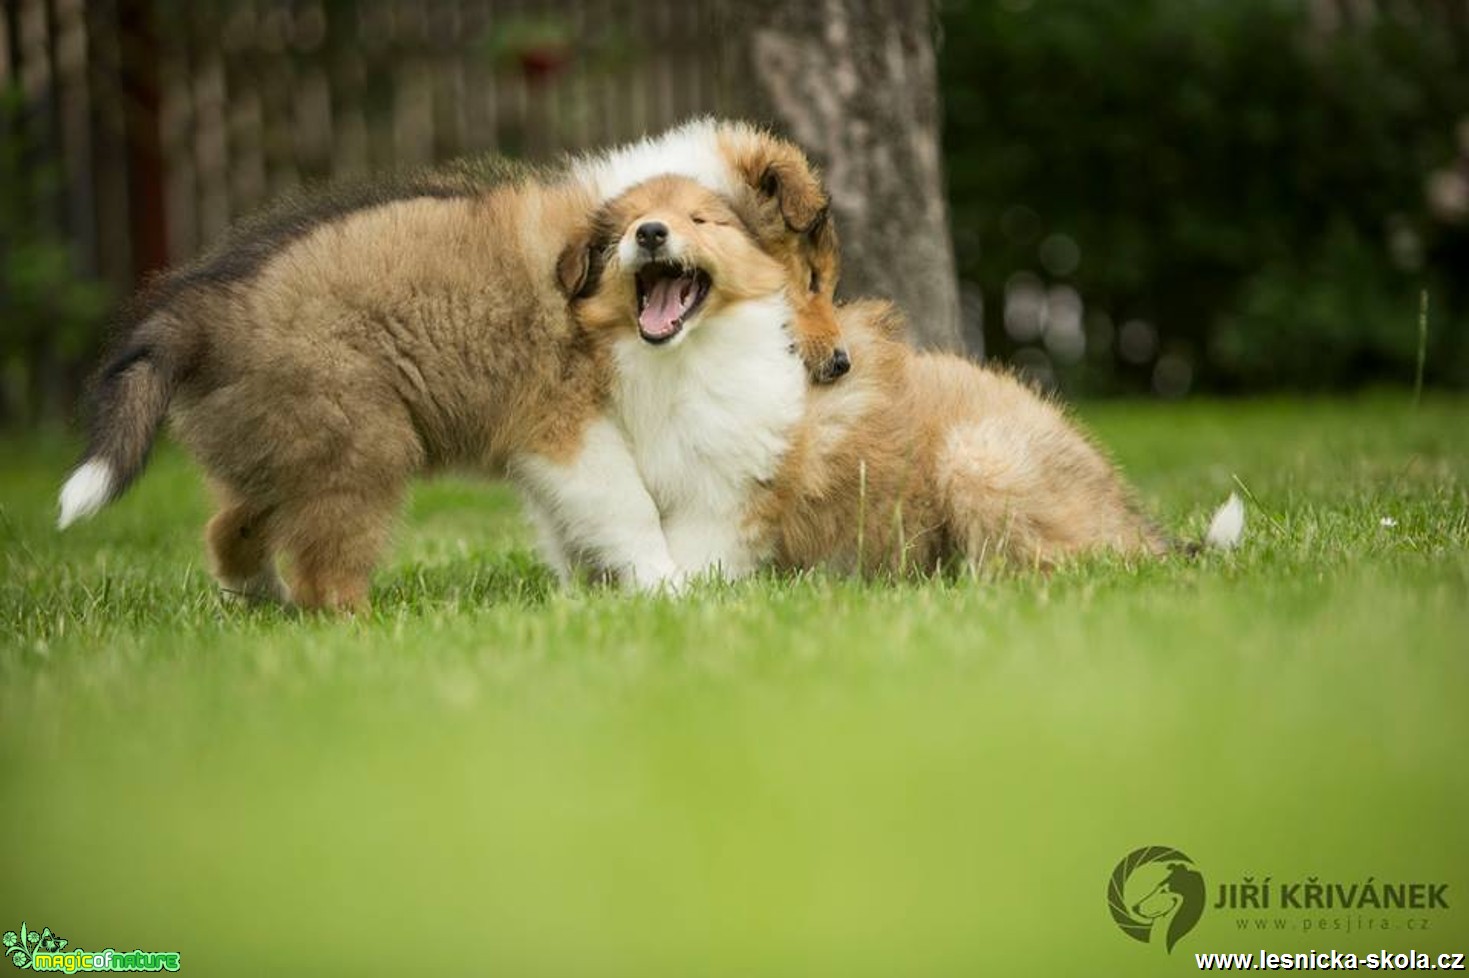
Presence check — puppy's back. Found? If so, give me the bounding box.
[913,355,1169,562]
[67,161,595,525]
[764,299,1167,575]
[762,300,944,574]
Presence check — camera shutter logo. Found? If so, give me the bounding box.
[1107,846,1206,953]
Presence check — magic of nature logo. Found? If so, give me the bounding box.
[4,922,180,973]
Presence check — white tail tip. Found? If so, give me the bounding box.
[1205,492,1246,550]
[58,459,114,530]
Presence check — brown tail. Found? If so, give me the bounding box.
[58,313,197,528]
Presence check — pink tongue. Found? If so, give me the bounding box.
[639,276,692,339]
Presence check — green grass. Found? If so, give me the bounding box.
[2,394,1466,976]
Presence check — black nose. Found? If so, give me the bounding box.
[636,222,668,251]
[819,347,851,383]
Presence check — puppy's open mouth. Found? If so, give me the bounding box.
[635,261,711,344]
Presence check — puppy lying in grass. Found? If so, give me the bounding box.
[756,300,1226,576]
[56,122,848,611]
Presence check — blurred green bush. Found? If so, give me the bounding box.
[0,86,111,425]
[940,0,1469,394]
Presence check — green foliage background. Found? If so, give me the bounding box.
[940,0,1469,394]
[5,1,1469,408]
[0,88,111,424]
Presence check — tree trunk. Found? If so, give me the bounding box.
[730,0,968,354]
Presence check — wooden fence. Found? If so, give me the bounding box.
[6,0,1464,288]
[3,0,750,294]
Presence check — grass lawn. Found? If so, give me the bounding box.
[2,393,1466,975]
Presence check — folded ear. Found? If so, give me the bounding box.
[757,157,828,234]
[732,137,829,234]
[556,228,600,299]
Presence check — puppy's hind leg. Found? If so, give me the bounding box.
[207,496,286,605]
[274,487,403,614]
[936,420,1045,570]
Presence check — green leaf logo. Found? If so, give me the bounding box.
[6,922,70,969]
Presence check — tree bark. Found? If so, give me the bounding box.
[731,0,967,354]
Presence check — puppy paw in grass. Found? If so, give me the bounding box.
[798,336,851,385]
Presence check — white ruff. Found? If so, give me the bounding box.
[610,293,804,579]
[57,459,114,530]
[574,117,748,203]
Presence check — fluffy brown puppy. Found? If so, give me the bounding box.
[57,122,848,611]
[750,300,1174,576]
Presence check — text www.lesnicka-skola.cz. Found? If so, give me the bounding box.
[1195,950,1466,971]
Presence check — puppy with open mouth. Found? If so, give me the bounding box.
[634,254,713,345]
[576,118,848,381]
[559,174,808,580]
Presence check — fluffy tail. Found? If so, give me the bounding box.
[1203,492,1246,550]
[58,313,194,529]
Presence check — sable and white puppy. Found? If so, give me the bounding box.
[572,118,846,380]
[752,300,1243,576]
[558,176,808,580]
[56,123,846,611]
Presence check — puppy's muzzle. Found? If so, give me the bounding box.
[635,221,669,255]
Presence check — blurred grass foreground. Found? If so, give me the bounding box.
[2,395,1466,975]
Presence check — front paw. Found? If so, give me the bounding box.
[622,560,689,596]
[814,346,851,383]
[799,337,851,384]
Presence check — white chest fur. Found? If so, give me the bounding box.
[610,294,805,578]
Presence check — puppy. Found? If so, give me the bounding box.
[56,123,845,611]
[557,175,809,580]
[753,300,1199,576]
[573,119,847,383]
